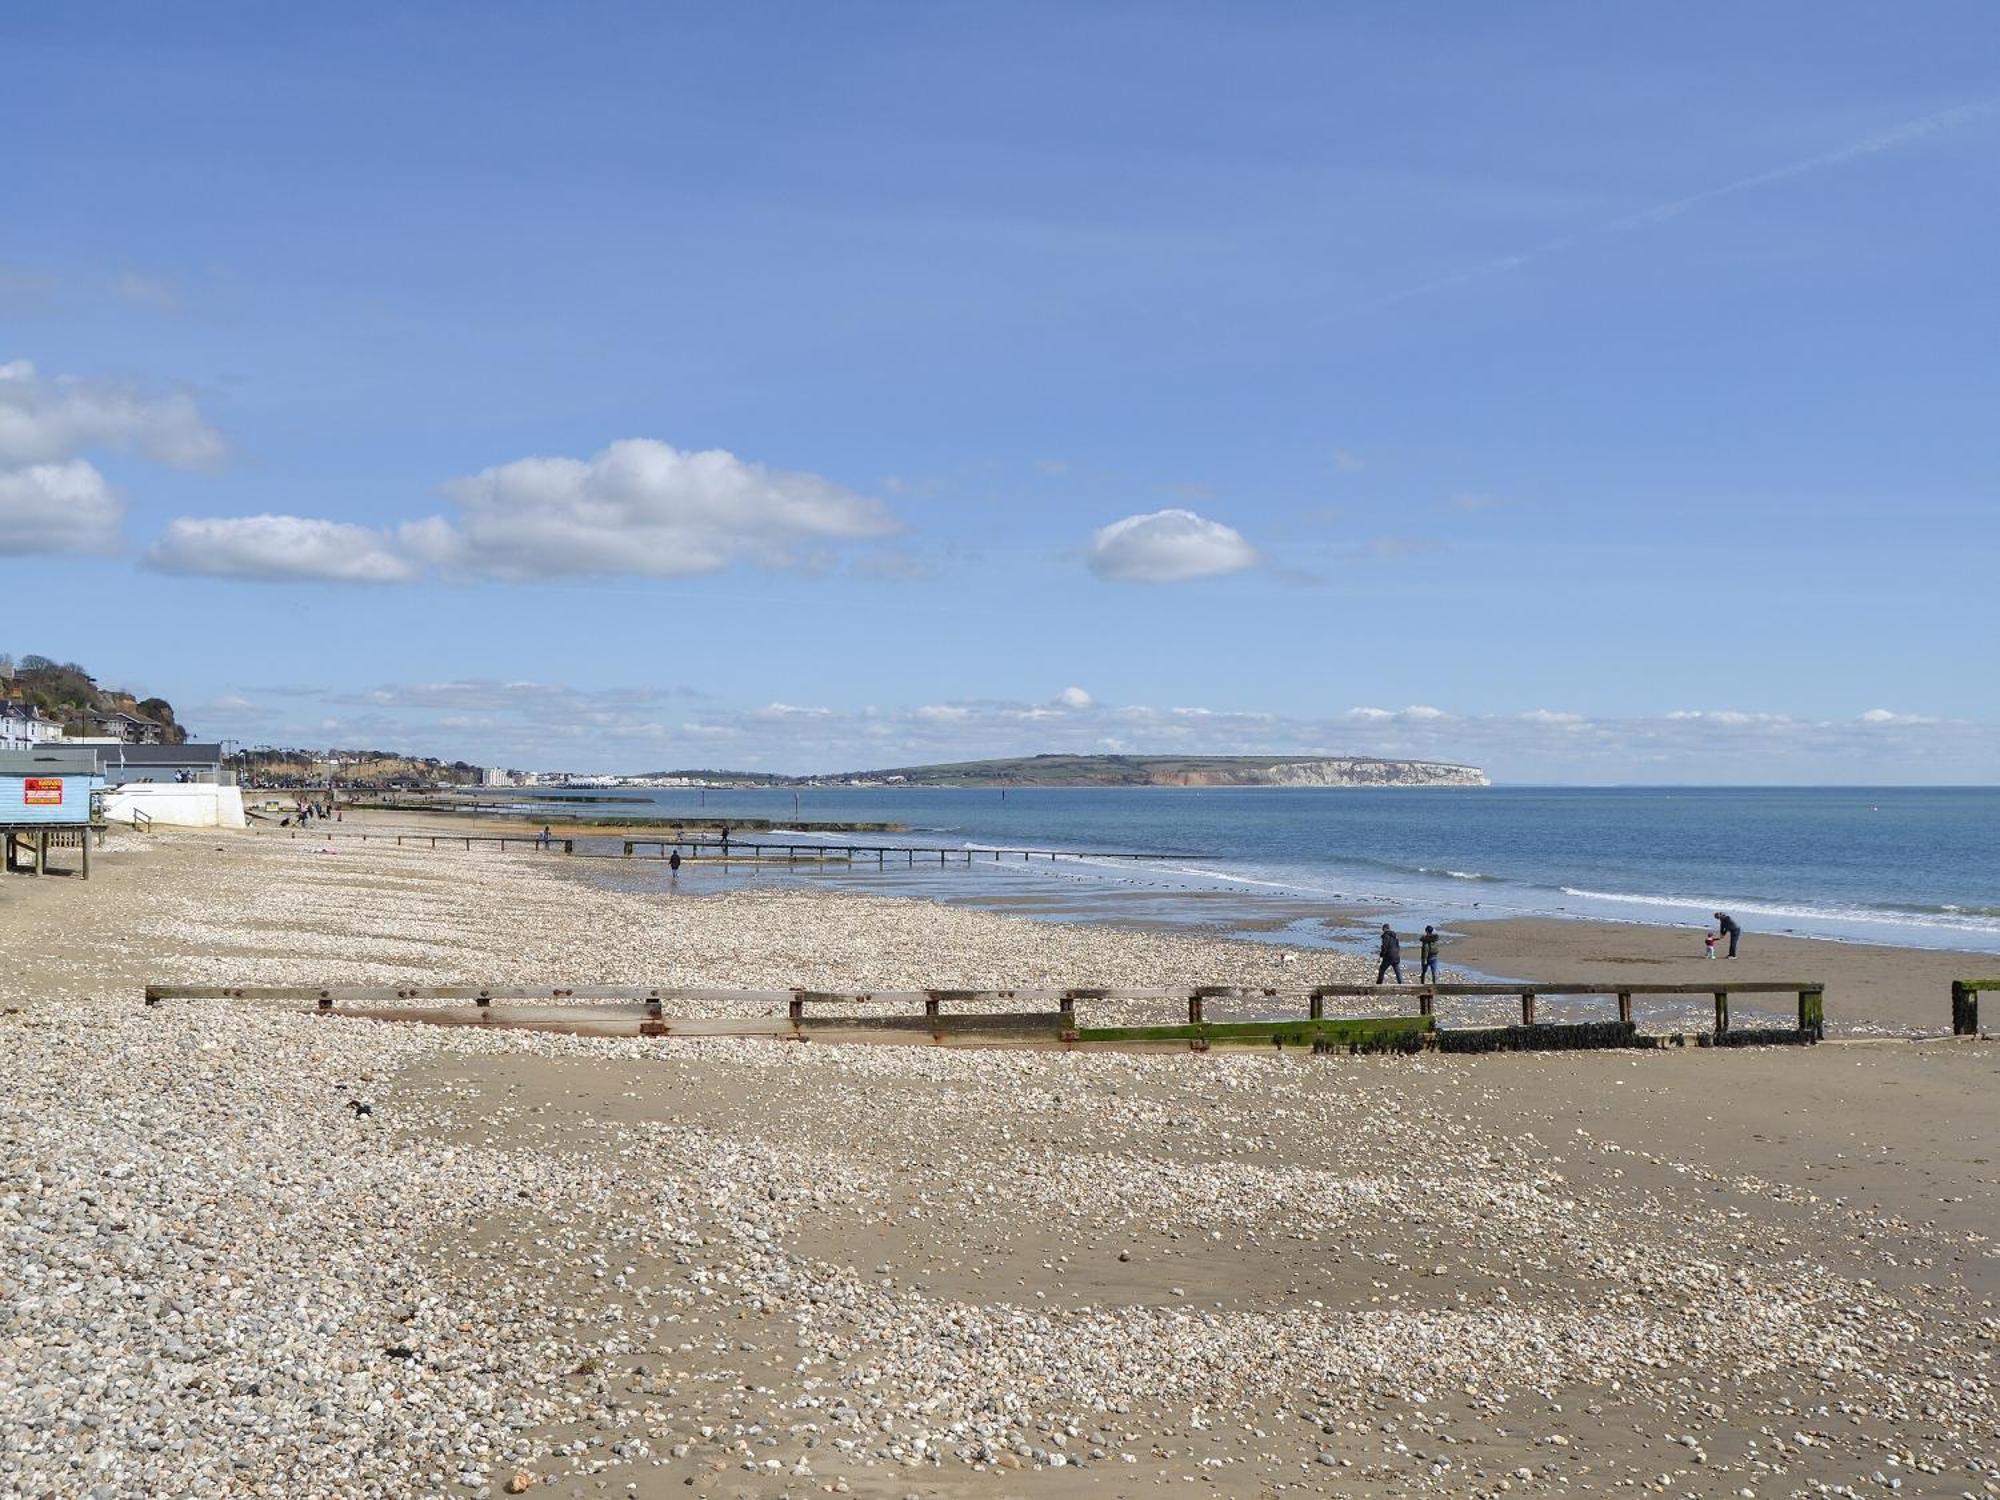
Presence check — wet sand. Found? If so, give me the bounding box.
[1444,916,1986,1037]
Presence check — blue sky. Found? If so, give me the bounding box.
[3,4,1995,781]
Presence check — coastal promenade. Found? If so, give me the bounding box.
[1,828,1994,1497]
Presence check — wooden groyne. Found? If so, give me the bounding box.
[283,829,576,853]
[618,838,1186,863]
[142,979,1825,1052]
[1951,978,2000,1035]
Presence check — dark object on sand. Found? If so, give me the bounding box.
[348,1099,372,1117]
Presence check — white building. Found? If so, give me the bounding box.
[0,701,65,752]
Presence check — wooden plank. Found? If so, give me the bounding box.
[145,984,800,1005]
[1075,1017,1432,1047]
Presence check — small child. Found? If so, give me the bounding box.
[1704,930,1717,959]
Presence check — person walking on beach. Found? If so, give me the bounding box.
[1418,925,1440,983]
[1713,911,1742,958]
[537,824,552,850]
[1704,929,1718,959]
[1375,924,1403,984]
[668,849,682,875]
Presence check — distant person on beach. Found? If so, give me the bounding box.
[719,824,731,849]
[1375,924,1403,984]
[668,849,682,874]
[1418,925,1439,983]
[1704,929,1717,959]
[1713,911,1741,958]
[537,824,552,850]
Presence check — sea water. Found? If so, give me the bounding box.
[539,785,2000,955]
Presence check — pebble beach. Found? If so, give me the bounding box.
[3,828,1996,1499]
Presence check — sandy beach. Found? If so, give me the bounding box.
[3,828,1997,1498]
[1441,917,1983,1040]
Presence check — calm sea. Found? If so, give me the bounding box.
[533,785,2000,956]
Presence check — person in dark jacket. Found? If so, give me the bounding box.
[1713,911,1742,958]
[1418,925,1440,983]
[1375,924,1403,984]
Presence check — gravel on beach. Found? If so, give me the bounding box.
[2,831,1995,1498]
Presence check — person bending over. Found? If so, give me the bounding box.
[1713,911,1742,958]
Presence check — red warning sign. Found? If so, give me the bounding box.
[22,778,62,806]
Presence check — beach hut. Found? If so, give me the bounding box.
[0,745,105,877]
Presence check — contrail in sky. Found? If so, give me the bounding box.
[1366,99,1995,309]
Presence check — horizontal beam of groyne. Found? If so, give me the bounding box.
[142,979,1827,1050]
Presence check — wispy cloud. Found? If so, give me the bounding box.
[1370,99,1995,309]
[112,269,180,312]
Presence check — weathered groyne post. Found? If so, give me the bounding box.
[1952,979,1997,1036]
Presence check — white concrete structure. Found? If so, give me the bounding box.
[102,782,248,830]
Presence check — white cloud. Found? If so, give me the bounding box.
[1056,686,1093,709]
[0,359,222,470]
[1448,492,1503,512]
[1086,508,1259,584]
[418,438,898,579]
[0,459,124,555]
[1333,449,1364,472]
[1859,708,1937,726]
[145,515,420,583]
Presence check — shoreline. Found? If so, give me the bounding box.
[318,808,1985,1036]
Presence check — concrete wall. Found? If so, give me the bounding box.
[103,783,247,830]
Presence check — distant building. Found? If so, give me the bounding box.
[81,709,166,745]
[0,701,66,752]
